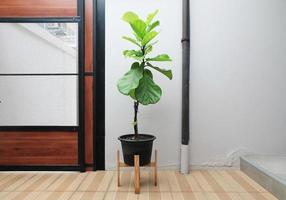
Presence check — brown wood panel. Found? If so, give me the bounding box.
[0,0,77,17]
[0,132,78,165]
[85,76,93,165]
[84,0,94,169]
[85,0,93,72]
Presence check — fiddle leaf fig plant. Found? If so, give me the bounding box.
[117,10,172,138]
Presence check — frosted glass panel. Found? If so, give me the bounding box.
[0,23,78,74]
[0,76,78,126]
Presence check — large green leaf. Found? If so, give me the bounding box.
[122,36,141,47]
[147,20,160,32]
[122,12,139,23]
[123,50,144,60]
[117,62,143,95]
[135,69,162,105]
[146,63,172,80]
[131,19,146,40]
[146,10,159,25]
[141,31,158,46]
[146,54,172,62]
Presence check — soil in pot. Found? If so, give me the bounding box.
[118,134,156,166]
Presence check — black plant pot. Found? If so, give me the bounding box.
[118,134,156,166]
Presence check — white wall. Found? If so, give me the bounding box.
[190,0,286,167]
[105,0,182,169]
[106,0,286,169]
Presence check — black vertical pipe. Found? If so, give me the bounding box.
[182,0,190,145]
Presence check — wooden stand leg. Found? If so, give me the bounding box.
[154,150,158,186]
[116,150,157,193]
[117,150,120,187]
[134,155,140,194]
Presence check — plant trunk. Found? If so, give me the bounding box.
[133,101,139,138]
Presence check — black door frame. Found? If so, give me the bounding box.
[93,0,105,170]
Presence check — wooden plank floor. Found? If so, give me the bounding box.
[0,170,277,200]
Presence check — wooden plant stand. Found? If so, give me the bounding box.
[117,150,158,194]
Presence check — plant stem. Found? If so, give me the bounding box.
[132,47,145,138]
[133,101,139,138]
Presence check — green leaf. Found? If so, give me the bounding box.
[133,33,142,42]
[146,10,159,25]
[147,20,160,32]
[129,89,136,100]
[131,19,147,40]
[145,41,158,50]
[144,68,153,79]
[117,62,143,95]
[135,69,162,105]
[122,11,139,23]
[145,45,153,55]
[123,50,143,57]
[141,31,158,46]
[147,63,173,80]
[122,36,141,47]
[146,54,172,62]
[123,50,144,60]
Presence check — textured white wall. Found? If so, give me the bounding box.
[105,0,182,169]
[190,0,286,167]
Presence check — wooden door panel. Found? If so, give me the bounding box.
[84,0,94,170]
[0,132,78,165]
[85,77,93,165]
[0,0,77,17]
[85,0,93,72]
